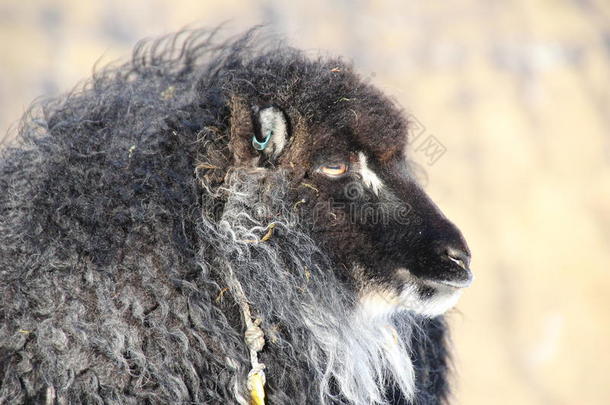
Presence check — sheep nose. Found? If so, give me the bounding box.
[444,246,471,270]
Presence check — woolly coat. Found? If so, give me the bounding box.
[0,30,450,404]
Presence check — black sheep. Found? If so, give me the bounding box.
[0,28,472,404]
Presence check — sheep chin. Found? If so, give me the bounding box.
[396,268,465,317]
[359,269,465,318]
[398,283,464,318]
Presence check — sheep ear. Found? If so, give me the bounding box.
[252,106,289,158]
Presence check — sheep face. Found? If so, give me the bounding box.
[219,60,472,318]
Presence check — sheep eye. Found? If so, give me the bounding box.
[318,162,349,177]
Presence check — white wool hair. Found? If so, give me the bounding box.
[197,168,417,404]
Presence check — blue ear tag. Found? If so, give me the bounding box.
[252,130,272,151]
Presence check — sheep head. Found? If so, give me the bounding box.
[198,51,472,318]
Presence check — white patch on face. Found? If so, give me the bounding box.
[258,106,288,158]
[360,268,465,318]
[358,152,383,195]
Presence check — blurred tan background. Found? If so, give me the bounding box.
[1,1,609,404]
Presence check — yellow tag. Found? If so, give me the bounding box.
[249,371,265,405]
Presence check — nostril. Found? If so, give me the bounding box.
[445,246,471,270]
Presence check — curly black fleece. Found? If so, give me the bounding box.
[0,29,450,404]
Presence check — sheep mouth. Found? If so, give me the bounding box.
[407,259,474,291]
[429,264,473,289]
